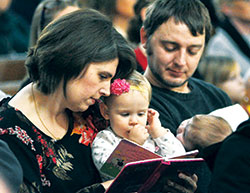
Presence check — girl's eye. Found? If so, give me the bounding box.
[138,112,146,116]
[121,113,129,117]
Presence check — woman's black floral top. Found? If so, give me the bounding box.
[0,98,104,193]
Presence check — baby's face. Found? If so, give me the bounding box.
[176,118,194,151]
[107,90,149,139]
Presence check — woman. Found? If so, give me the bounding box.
[0,9,135,192]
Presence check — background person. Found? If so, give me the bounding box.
[88,0,136,39]
[0,0,29,55]
[20,0,80,90]
[29,0,80,47]
[127,0,156,73]
[205,0,250,78]
[198,56,246,104]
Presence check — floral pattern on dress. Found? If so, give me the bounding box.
[72,112,108,146]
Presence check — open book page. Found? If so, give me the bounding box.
[100,139,161,178]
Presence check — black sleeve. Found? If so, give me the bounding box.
[0,139,23,193]
[209,134,250,193]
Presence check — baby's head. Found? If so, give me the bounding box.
[100,70,152,138]
[176,114,232,151]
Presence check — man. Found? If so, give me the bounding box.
[205,0,250,78]
[141,0,232,135]
[140,1,232,192]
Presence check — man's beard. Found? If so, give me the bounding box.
[149,61,189,89]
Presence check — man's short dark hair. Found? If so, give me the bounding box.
[26,9,136,94]
[143,0,213,43]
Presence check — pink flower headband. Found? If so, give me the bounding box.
[110,79,130,95]
[110,78,147,96]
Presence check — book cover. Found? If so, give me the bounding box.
[105,157,205,193]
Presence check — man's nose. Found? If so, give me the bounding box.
[175,49,187,66]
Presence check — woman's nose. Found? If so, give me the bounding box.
[100,82,111,96]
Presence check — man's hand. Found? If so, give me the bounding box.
[163,173,198,193]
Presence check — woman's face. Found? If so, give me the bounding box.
[65,58,118,112]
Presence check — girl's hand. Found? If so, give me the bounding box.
[147,108,167,138]
[127,125,149,145]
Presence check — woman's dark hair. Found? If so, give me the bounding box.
[26,9,136,94]
[29,0,79,47]
[144,0,213,44]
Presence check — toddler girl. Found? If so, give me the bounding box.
[91,70,185,180]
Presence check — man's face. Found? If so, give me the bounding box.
[145,18,205,92]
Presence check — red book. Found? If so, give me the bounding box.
[100,139,202,193]
[105,157,205,193]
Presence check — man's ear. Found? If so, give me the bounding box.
[99,102,110,120]
[140,26,148,49]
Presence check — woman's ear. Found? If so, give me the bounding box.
[99,102,110,120]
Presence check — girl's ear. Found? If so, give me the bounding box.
[99,102,110,120]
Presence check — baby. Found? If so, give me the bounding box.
[176,114,233,151]
[91,70,185,180]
